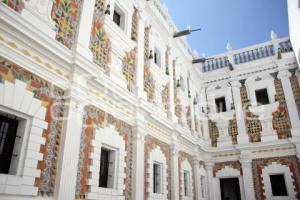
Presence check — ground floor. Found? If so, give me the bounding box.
[0,54,300,200]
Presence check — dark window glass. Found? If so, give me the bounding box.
[99,148,110,188]
[153,163,161,193]
[0,115,18,174]
[184,171,190,196]
[270,174,288,196]
[215,97,227,113]
[255,88,270,105]
[113,11,121,26]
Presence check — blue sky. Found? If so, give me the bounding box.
[161,0,289,56]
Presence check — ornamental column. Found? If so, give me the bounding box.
[74,0,95,60]
[206,162,215,200]
[278,70,300,137]
[240,157,255,200]
[135,11,147,100]
[132,111,146,200]
[54,70,87,200]
[193,155,201,200]
[169,50,176,120]
[231,80,249,144]
[170,140,180,200]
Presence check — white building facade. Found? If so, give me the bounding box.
[0,0,299,200]
[288,0,300,66]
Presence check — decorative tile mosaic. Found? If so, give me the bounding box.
[290,75,300,115]
[229,114,238,144]
[246,112,262,142]
[209,120,218,147]
[272,79,291,139]
[144,65,155,102]
[2,0,24,12]
[162,83,170,113]
[75,105,133,199]
[122,48,136,92]
[144,136,171,200]
[252,156,300,200]
[0,56,65,196]
[51,0,84,49]
[131,7,138,41]
[90,0,111,72]
[186,106,192,130]
[213,161,242,177]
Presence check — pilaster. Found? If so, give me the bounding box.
[193,154,201,200]
[74,0,95,59]
[206,162,215,200]
[231,80,249,144]
[170,140,179,200]
[278,70,300,138]
[240,155,255,200]
[132,114,146,200]
[54,72,87,200]
[135,11,147,99]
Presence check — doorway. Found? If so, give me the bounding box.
[220,178,241,200]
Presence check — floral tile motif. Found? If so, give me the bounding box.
[122,48,136,92]
[144,65,155,102]
[229,115,238,144]
[161,83,170,113]
[0,56,65,196]
[51,0,84,49]
[272,79,291,139]
[186,105,192,130]
[290,74,300,114]
[90,0,111,72]
[131,7,138,41]
[2,0,24,12]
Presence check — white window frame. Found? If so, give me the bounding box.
[0,106,31,176]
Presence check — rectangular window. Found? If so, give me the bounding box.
[0,114,18,174]
[215,97,227,113]
[99,148,116,188]
[154,48,161,67]
[153,163,162,194]
[255,88,270,105]
[184,171,190,197]
[113,10,121,27]
[270,174,288,196]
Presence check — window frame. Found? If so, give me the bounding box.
[0,106,31,176]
